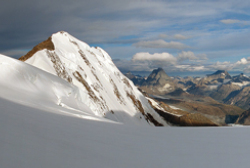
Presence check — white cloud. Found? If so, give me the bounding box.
[236,58,248,65]
[208,57,250,72]
[177,51,197,61]
[133,40,188,49]
[220,19,240,24]
[132,52,177,64]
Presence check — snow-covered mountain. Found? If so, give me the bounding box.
[18,31,166,126]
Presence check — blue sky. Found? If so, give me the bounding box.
[1,0,250,76]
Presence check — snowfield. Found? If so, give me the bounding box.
[1,97,250,168]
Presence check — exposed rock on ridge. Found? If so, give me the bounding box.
[19,37,55,61]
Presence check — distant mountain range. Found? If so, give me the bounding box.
[125,68,250,109]
[125,68,250,125]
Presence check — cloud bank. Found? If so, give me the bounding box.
[116,51,250,75]
[132,52,177,63]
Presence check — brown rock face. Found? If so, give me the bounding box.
[148,97,218,126]
[179,113,218,126]
[19,37,55,61]
[152,96,244,125]
[154,107,218,126]
[236,109,250,125]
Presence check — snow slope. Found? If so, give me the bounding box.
[0,54,110,122]
[1,96,250,168]
[19,31,166,126]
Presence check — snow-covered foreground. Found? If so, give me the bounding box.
[0,97,249,168]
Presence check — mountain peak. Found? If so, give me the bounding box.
[207,70,231,79]
[232,73,250,82]
[154,67,164,72]
[150,68,166,75]
[18,31,167,126]
[140,67,175,94]
[19,31,92,62]
[212,70,228,75]
[146,68,171,83]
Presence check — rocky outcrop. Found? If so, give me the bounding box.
[148,98,218,126]
[153,96,244,125]
[19,37,55,61]
[236,109,250,125]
